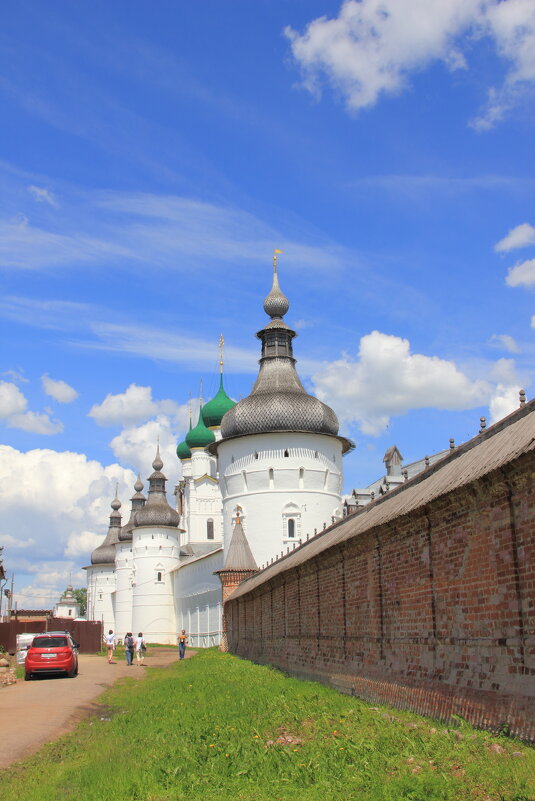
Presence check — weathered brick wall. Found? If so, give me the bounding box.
[225,449,535,740]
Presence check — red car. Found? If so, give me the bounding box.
[25,631,79,680]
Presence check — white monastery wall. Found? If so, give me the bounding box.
[218,431,343,567]
[131,525,180,644]
[173,548,224,647]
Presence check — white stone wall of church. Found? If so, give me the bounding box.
[114,541,133,636]
[86,565,116,634]
[131,526,180,644]
[218,431,344,567]
[173,548,224,647]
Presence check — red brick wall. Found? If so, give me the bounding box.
[225,450,535,741]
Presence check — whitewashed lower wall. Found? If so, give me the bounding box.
[173,549,224,648]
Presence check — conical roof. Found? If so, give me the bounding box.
[220,261,350,449]
[202,375,236,428]
[223,516,257,571]
[134,445,181,528]
[91,491,122,565]
[119,474,146,541]
[185,406,215,448]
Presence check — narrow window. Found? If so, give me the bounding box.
[207,519,214,540]
[157,571,162,582]
[314,451,318,459]
[269,468,274,489]
[288,519,295,538]
[284,449,289,457]
[68,609,72,616]
[299,467,304,488]
[254,451,259,460]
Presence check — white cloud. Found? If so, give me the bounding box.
[0,380,27,418]
[110,416,182,477]
[285,0,535,127]
[88,384,185,427]
[0,379,63,434]
[64,530,104,558]
[28,185,58,208]
[1,368,29,384]
[8,410,63,435]
[312,330,489,435]
[0,534,35,550]
[505,258,535,288]
[489,384,522,424]
[490,334,520,354]
[495,222,535,252]
[532,315,535,328]
[41,374,79,403]
[0,445,138,606]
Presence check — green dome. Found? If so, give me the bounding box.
[202,376,236,428]
[176,439,191,460]
[185,407,216,448]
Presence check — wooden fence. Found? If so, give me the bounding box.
[0,619,103,654]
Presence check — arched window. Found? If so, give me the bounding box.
[299,467,304,488]
[254,451,259,460]
[284,449,289,457]
[207,519,214,540]
[268,468,274,489]
[288,519,295,538]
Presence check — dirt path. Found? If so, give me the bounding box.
[0,647,195,770]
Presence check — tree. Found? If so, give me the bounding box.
[70,588,87,616]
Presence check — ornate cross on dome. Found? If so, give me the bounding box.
[219,334,224,374]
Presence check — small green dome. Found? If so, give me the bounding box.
[176,439,191,460]
[202,376,236,428]
[185,407,215,448]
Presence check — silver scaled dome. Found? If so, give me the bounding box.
[220,261,346,446]
[119,473,146,542]
[91,490,122,565]
[134,444,181,529]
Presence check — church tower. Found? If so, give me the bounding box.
[212,255,353,567]
[131,445,182,643]
[115,474,146,636]
[86,492,122,632]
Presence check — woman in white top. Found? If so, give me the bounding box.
[105,630,116,664]
[135,632,146,665]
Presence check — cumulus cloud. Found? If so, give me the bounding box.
[110,416,181,478]
[28,185,58,208]
[285,0,535,127]
[490,333,520,354]
[41,374,79,403]
[489,384,523,424]
[495,222,535,252]
[0,379,63,434]
[88,383,185,427]
[0,380,27,418]
[505,258,535,288]
[8,410,63,435]
[0,445,138,606]
[312,331,489,435]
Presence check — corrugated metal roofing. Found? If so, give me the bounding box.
[230,399,535,600]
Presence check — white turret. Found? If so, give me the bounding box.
[211,254,353,567]
[131,445,182,643]
[115,474,145,636]
[85,491,122,631]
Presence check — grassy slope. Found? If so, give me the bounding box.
[2,650,533,801]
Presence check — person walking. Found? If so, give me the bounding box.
[135,632,146,666]
[124,632,135,666]
[105,630,116,664]
[178,629,187,661]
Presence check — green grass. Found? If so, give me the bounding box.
[2,650,533,801]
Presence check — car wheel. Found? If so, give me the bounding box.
[67,666,77,678]
[24,672,32,681]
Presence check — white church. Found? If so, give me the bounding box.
[85,256,353,644]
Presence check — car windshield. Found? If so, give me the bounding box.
[32,636,68,648]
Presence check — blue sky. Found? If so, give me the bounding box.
[0,0,534,608]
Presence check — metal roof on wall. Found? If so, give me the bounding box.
[230,398,535,601]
